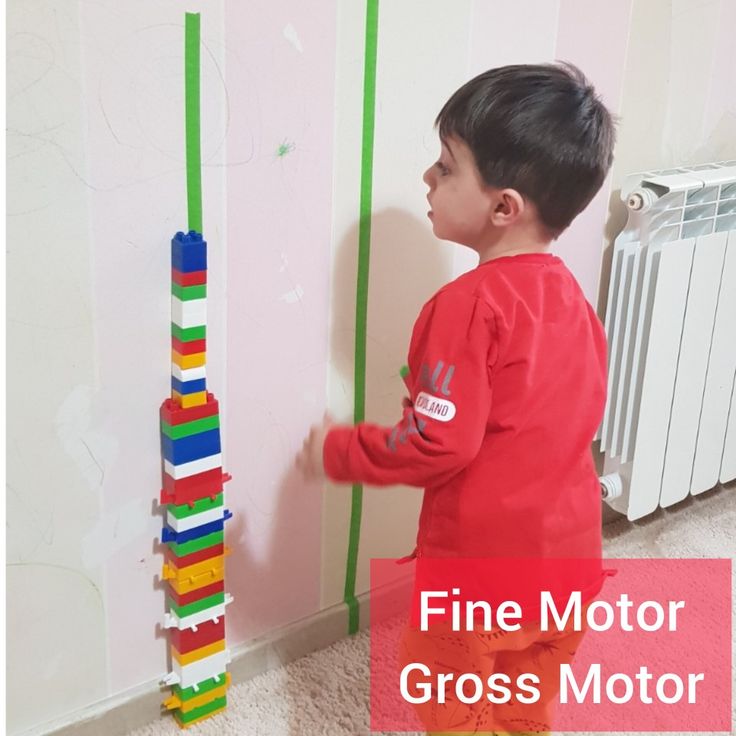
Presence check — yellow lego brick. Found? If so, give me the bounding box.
[172,350,206,369]
[162,674,231,713]
[172,390,208,408]
[165,566,224,595]
[162,694,181,711]
[174,705,226,729]
[161,551,228,595]
[172,638,226,666]
[162,551,229,582]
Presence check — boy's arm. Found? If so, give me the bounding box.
[323,291,497,487]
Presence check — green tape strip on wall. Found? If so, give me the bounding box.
[344,0,380,636]
[185,12,203,233]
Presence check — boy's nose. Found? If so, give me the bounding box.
[422,166,433,188]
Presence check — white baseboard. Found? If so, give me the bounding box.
[23,574,413,736]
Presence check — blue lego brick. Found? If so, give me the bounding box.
[161,511,233,544]
[161,428,221,466]
[172,231,207,273]
[171,377,207,395]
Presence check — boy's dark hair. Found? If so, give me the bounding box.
[436,61,618,240]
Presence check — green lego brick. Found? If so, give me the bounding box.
[168,493,223,520]
[167,591,226,619]
[171,283,207,301]
[161,414,220,440]
[167,530,224,556]
[171,323,206,342]
[172,672,228,700]
[175,695,227,725]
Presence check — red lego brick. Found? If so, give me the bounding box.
[159,469,231,507]
[169,617,225,654]
[171,337,207,355]
[160,395,219,426]
[165,543,225,569]
[172,268,207,286]
[168,579,225,607]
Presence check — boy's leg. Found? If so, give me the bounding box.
[398,604,591,735]
[398,623,498,734]
[490,623,589,735]
[425,732,493,735]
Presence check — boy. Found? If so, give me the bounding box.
[297,61,617,734]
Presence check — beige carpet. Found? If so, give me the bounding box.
[128,484,735,736]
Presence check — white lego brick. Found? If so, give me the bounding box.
[166,649,232,689]
[161,671,180,686]
[171,296,207,329]
[167,506,226,532]
[164,453,222,480]
[171,364,207,382]
[163,595,233,632]
[162,668,228,692]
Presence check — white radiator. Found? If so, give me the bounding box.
[597,161,736,520]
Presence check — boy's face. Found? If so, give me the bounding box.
[423,135,494,247]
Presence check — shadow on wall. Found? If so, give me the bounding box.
[320,208,457,626]
[591,188,627,514]
[331,207,458,425]
[595,187,628,321]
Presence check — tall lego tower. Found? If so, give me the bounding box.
[158,12,233,728]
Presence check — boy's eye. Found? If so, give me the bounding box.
[435,161,450,176]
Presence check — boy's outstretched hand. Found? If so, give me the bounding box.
[295,413,334,482]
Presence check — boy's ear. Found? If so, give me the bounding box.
[490,188,525,225]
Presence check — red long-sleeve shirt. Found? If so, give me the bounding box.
[324,251,608,570]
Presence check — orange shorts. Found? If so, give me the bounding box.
[398,602,592,735]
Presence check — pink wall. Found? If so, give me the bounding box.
[224,0,337,642]
[79,1,227,693]
[11,2,735,733]
[554,0,633,303]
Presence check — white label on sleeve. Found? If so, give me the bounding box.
[414,392,456,422]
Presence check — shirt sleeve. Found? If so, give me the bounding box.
[323,290,497,487]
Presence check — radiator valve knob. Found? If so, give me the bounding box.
[626,187,658,213]
[600,472,624,500]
